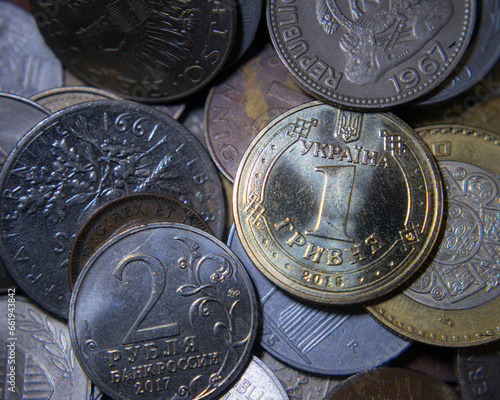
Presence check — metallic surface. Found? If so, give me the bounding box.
[367,124,500,346]
[323,367,460,400]
[233,101,442,304]
[458,340,500,400]
[205,43,313,182]
[30,0,237,102]
[219,356,288,400]
[0,100,225,319]
[0,296,92,399]
[267,0,476,110]
[228,225,410,375]
[0,1,62,97]
[68,193,212,289]
[69,222,257,400]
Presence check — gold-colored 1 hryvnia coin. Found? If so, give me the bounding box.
[233,101,442,304]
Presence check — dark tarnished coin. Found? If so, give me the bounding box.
[68,193,212,289]
[234,101,442,304]
[458,340,500,400]
[30,0,237,102]
[0,1,62,97]
[0,100,225,319]
[228,226,410,374]
[267,0,476,110]
[323,368,460,400]
[219,356,288,400]
[205,43,313,182]
[0,295,93,399]
[69,222,257,400]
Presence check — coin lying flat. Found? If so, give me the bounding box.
[366,125,500,346]
[267,0,476,110]
[69,222,257,400]
[0,100,225,319]
[68,193,212,289]
[234,101,442,304]
[30,0,236,102]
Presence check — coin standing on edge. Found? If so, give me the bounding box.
[366,125,500,346]
[234,101,442,304]
[69,222,257,400]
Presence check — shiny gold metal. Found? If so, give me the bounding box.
[366,124,500,347]
[233,102,442,304]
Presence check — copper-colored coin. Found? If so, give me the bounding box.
[366,124,500,347]
[205,43,312,182]
[68,193,211,289]
[323,368,460,400]
[234,101,442,304]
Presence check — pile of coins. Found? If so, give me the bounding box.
[1,0,499,399]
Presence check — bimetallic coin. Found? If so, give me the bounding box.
[0,1,62,97]
[0,100,225,319]
[323,368,460,400]
[234,101,442,304]
[267,0,476,110]
[228,226,410,375]
[219,356,288,400]
[69,223,257,400]
[205,43,313,182]
[68,193,212,289]
[458,340,500,400]
[30,0,236,102]
[0,295,92,399]
[367,124,500,346]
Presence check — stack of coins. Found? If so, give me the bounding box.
[1,1,499,399]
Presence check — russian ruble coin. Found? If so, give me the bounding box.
[0,1,62,97]
[68,193,212,289]
[234,101,442,304]
[30,0,236,102]
[0,100,225,319]
[323,368,460,400]
[228,225,410,374]
[0,295,93,399]
[458,340,500,400]
[367,124,500,346]
[267,0,476,110]
[219,356,288,400]
[205,43,313,182]
[69,222,257,400]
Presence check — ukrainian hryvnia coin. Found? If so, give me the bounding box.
[267,0,476,110]
[69,222,257,400]
[30,0,236,102]
[367,124,500,346]
[233,101,442,304]
[0,100,225,319]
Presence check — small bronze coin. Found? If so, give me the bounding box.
[68,193,211,289]
[69,222,257,400]
[323,368,460,400]
[234,101,442,304]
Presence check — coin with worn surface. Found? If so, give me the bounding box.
[234,101,442,304]
[205,43,313,182]
[68,193,212,289]
[458,340,500,400]
[259,351,343,399]
[0,1,62,97]
[219,356,288,400]
[30,0,236,102]
[69,222,257,400]
[323,368,460,400]
[0,295,92,399]
[366,124,500,346]
[0,100,224,319]
[228,226,410,374]
[267,0,476,110]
